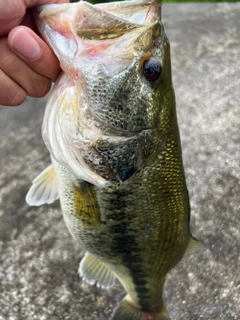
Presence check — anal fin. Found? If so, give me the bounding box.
[79,252,115,289]
[26,164,59,206]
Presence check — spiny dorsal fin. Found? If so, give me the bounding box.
[26,164,59,206]
[184,235,202,256]
[79,252,116,289]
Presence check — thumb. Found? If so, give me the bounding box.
[8,26,61,81]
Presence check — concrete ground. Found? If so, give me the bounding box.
[0,3,239,320]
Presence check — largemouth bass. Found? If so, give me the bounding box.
[26,0,199,319]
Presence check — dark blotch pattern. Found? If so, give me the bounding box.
[105,190,150,310]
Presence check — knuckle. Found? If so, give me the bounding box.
[28,77,52,98]
[10,92,27,106]
[0,39,18,70]
[0,69,27,106]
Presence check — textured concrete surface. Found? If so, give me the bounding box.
[0,3,239,320]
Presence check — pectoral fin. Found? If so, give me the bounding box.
[73,182,101,229]
[79,252,116,289]
[26,164,59,206]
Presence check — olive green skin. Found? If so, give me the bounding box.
[52,36,190,313]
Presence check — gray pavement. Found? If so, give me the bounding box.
[0,3,239,320]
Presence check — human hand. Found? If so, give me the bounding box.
[0,0,69,106]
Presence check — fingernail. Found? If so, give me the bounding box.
[10,28,42,61]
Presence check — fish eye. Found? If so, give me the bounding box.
[142,58,161,82]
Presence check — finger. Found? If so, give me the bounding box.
[0,3,25,36]
[0,0,69,36]
[24,0,70,5]
[23,0,69,5]
[0,69,27,106]
[0,36,51,99]
[8,27,61,81]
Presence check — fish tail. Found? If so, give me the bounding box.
[112,296,170,320]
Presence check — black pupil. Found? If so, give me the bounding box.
[143,58,161,82]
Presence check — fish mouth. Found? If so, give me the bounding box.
[34,0,162,72]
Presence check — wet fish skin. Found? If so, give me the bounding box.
[26,1,199,319]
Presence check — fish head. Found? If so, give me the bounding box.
[35,0,173,187]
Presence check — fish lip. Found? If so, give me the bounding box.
[35,3,72,16]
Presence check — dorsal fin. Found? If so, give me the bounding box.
[79,252,116,289]
[26,164,59,206]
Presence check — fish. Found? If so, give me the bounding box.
[26,0,200,319]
